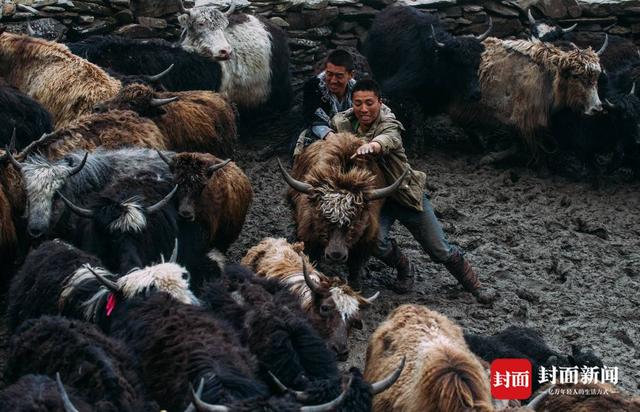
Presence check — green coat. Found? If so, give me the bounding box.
[331,104,427,212]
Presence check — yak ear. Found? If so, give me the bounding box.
[292,241,305,253]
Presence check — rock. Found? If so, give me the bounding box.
[78,14,94,23]
[286,6,339,30]
[114,23,156,37]
[329,0,359,4]
[132,0,181,17]
[339,5,377,17]
[533,0,580,19]
[463,5,483,12]
[70,18,114,37]
[483,0,520,16]
[138,16,167,29]
[69,1,112,16]
[396,0,456,6]
[362,0,394,8]
[609,25,631,35]
[114,8,134,24]
[442,5,462,17]
[269,16,289,27]
[303,0,328,9]
[2,3,16,16]
[110,0,131,8]
[23,17,67,40]
[288,38,321,49]
[41,5,65,12]
[33,0,58,7]
[56,0,75,7]
[331,38,359,47]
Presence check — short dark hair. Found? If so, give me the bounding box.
[352,78,381,98]
[326,49,354,72]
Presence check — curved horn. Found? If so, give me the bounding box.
[207,159,231,176]
[189,384,230,412]
[562,23,578,33]
[156,149,173,166]
[57,190,94,218]
[302,255,324,295]
[630,82,636,96]
[55,372,79,412]
[267,371,309,401]
[224,1,236,16]
[365,167,410,201]
[371,356,405,395]
[604,98,616,109]
[278,158,313,194]
[146,64,174,82]
[26,20,36,36]
[68,152,88,176]
[150,96,179,107]
[431,25,445,48]
[18,131,54,159]
[300,375,352,412]
[362,291,380,305]
[527,9,536,25]
[596,34,608,56]
[84,264,119,293]
[475,16,492,41]
[526,385,554,409]
[145,185,178,214]
[5,147,22,170]
[184,378,205,412]
[170,238,179,263]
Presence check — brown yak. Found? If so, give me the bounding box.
[241,237,379,361]
[0,29,120,128]
[279,133,408,289]
[157,151,252,252]
[17,110,168,161]
[449,36,606,164]
[94,83,237,158]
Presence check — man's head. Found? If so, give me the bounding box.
[352,79,382,128]
[324,49,354,98]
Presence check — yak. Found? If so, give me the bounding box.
[7,238,198,332]
[94,83,237,157]
[178,2,292,115]
[280,133,407,290]
[0,374,93,412]
[0,147,28,276]
[0,29,120,128]
[241,237,379,361]
[6,315,158,412]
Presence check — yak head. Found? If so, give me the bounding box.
[156,151,230,221]
[603,82,640,147]
[7,150,89,239]
[527,8,577,43]
[56,177,178,273]
[178,3,235,61]
[428,18,492,103]
[280,159,408,265]
[93,83,179,117]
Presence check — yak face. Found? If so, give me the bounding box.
[117,262,199,305]
[93,83,179,118]
[179,6,233,61]
[435,36,484,102]
[555,53,602,115]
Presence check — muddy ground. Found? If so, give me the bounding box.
[0,113,638,397]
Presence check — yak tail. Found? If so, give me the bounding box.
[415,344,494,412]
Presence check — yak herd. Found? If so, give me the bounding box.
[0,2,639,411]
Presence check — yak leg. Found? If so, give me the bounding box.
[347,249,369,292]
[479,144,519,166]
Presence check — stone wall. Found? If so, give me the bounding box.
[2,0,640,90]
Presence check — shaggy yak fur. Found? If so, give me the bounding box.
[0,31,120,128]
[286,133,387,287]
[163,152,252,252]
[364,304,494,412]
[0,153,27,277]
[67,35,223,92]
[6,316,158,412]
[94,83,237,157]
[17,110,168,161]
[7,239,198,332]
[449,37,603,163]
[0,78,53,150]
[533,382,640,411]
[241,237,376,361]
[0,374,93,412]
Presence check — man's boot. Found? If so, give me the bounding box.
[444,248,496,304]
[378,239,415,294]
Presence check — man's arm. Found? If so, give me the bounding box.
[371,123,403,154]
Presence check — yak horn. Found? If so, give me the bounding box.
[475,16,492,41]
[170,238,179,263]
[362,291,380,305]
[57,191,94,218]
[18,131,54,159]
[189,383,230,412]
[278,158,313,194]
[150,96,179,107]
[207,159,231,176]
[68,152,88,176]
[604,99,616,109]
[596,34,608,56]
[84,264,119,293]
[145,185,178,214]
[26,20,36,36]
[224,1,235,16]
[562,23,578,33]
[526,385,554,409]
[527,9,536,25]
[5,147,22,171]
[55,372,80,412]
[183,378,205,412]
[302,255,324,295]
[365,167,410,201]
[267,371,309,401]
[371,356,405,395]
[630,82,636,96]
[431,25,445,48]
[300,376,352,412]
[156,149,173,166]
[146,64,174,82]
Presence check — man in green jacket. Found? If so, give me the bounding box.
[330,79,496,303]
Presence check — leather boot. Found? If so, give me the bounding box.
[378,239,415,294]
[444,248,496,304]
